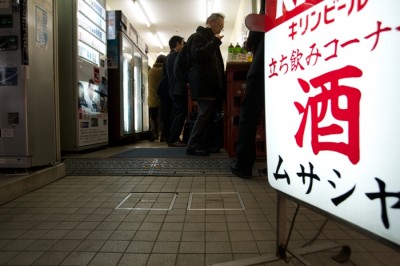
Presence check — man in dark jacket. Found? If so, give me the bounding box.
[185,13,225,156]
[165,36,188,147]
[159,37,183,143]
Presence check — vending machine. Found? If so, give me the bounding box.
[0,0,58,168]
[58,0,108,151]
[107,10,149,144]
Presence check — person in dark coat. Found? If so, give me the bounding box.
[158,56,173,142]
[185,13,225,156]
[165,36,188,147]
[230,2,265,179]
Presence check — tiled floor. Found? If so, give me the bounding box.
[0,141,399,265]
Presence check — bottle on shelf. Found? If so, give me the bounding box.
[234,42,241,54]
[241,42,248,62]
[227,43,234,62]
[241,43,247,55]
[246,52,253,62]
[231,42,240,62]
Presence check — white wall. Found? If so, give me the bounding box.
[221,0,253,66]
[148,0,253,67]
[228,0,252,50]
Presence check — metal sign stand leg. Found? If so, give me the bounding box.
[212,191,351,266]
[276,192,352,265]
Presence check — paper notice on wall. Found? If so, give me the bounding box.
[36,5,48,49]
[1,128,14,138]
[0,0,10,9]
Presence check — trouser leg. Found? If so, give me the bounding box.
[168,94,188,143]
[187,99,217,150]
[235,74,265,170]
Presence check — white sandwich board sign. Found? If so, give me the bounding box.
[264,0,400,248]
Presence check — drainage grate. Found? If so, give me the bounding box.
[65,158,233,177]
[116,192,178,211]
[188,192,245,211]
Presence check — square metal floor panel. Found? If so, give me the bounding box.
[188,192,245,211]
[116,192,178,210]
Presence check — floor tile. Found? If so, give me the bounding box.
[60,251,95,265]
[152,241,179,253]
[176,254,205,266]
[32,251,69,265]
[100,240,129,252]
[179,241,205,253]
[1,143,399,265]
[126,241,154,253]
[74,239,105,252]
[88,252,122,266]
[4,251,43,265]
[146,253,176,266]
[118,253,149,266]
[206,241,232,253]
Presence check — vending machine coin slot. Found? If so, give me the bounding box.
[8,112,19,125]
[0,35,18,51]
[0,14,13,28]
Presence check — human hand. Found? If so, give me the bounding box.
[215,34,224,40]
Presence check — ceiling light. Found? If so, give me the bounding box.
[206,0,213,18]
[132,0,151,27]
[152,32,164,49]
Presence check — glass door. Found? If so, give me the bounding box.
[142,53,149,132]
[121,34,134,135]
[133,46,143,133]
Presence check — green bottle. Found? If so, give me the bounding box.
[228,43,234,54]
[241,43,247,54]
[234,42,241,54]
[228,43,234,61]
[233,43,241,61]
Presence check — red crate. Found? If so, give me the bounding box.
[224,126,238,157]
[255,139,267,158]
[226,81,246,97]
[227,94,244,114]
[223,114,266,158]
[255,126,266,158]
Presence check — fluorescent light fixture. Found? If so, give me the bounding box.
[152,32,164,49]
[132,0,151,27]
[206,0,213,17]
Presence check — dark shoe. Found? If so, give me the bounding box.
[186,149,209,156]
[208,147,220,153]
[168,141,187,147]
[230,161,252,179]
[262,168,268,174]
